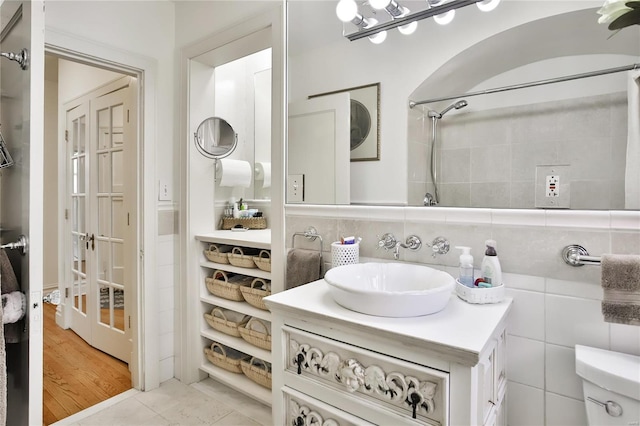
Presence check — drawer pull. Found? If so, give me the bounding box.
[410,392,421,419]
[296,353,305,375]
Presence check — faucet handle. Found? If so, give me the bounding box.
[377,233,397,251]
[428,236,450,258]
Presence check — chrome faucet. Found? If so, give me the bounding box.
[377,233,422,260]
[424,192,437,206]
[428,236,450,258]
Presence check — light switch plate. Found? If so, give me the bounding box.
[535,165,570,208]
[158,179,171,201]
[287,174,304,203]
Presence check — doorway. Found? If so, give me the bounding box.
[42,53,138,423]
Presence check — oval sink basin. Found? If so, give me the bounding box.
[324,262,455,317]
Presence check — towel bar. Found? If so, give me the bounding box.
[562,244,601,267]
[292,226,323,253]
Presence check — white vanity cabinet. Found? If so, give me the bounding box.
[195,230,273,405]
[264,280,512,425]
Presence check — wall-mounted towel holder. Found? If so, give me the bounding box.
[292,226,323,253]
[1,235,28,256]
[562,244,601,267]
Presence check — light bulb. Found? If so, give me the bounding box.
[398,20,418,35]
[476,0,500,12]
[368,30,387,44]
[434,9,455,25]
[369,0,391,10]
[336,0,358,22]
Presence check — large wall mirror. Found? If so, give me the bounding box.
[286,0,640,209]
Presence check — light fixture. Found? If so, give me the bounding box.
[430,0,455,25]
[476,0,500,12]
[337,0,500,42]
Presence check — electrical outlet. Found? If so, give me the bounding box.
[535,165,570,208]
[287,174,304,203]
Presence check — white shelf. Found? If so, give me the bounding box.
[201,294,272,322]
[201,328,272,363]
[200,260,271,280]
[196,229,271,250]
[199,362,272,406]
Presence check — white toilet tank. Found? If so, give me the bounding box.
[575,345,640,425]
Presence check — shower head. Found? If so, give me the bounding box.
[427,99,468,119]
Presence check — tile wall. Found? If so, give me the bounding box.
[408,92,628,210]
[285,205,640,425]
[158,208,178,382]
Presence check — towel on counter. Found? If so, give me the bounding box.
[0,248,22,343]
[601,254,640,325]
[286,248,323,290]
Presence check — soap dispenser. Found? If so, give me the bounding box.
[480,239,502,287]
[455,246,474,287]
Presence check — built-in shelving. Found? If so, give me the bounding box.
[195,230,273,406]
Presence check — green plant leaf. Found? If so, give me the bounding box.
[609,8,640,29]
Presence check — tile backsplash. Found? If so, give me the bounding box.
[286,204,640,425]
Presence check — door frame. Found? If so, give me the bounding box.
[46,29,159,391]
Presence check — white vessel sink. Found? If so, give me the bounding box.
[323,262,455,317]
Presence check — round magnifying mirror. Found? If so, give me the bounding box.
[194,117,238,159]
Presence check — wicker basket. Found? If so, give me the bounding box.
[204,307,250,337]
[238,317,271,350]
[221,217,267,230]
[252,250,271,272]
[203,244,231,264]
[241,357,272,389]
[205,270,252,301]
[240,278,271,311]
[204,342,249,374]
[228,247,259,269]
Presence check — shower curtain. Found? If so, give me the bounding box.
[625,70,640,209]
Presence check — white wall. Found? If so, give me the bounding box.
[288,1,606,204]
[44,58,58,289]
[45,0,177,384]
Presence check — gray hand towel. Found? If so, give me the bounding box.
[286,248,322,290]
[0,249,22,343]
[601,254,640,325]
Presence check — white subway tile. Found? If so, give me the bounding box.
[158,287,174,312]
[491,209,546,227]
[158,264,174,290]
[443,207,492,224]
[545,210,611,229]
[507,336,545,388]
[545,344,583,400]
[159,332,173,359]
[505,289,545,341]
[545,278,603,300]
[404,206,447,223]
[504,273,545,292]
[159,307,174,334]
[285,204,340,218]
[157,237,175,267]
[159,357,174,383]
[337,205,405,221]
[610,210,640,231]
[545,294,609,348]
[545,393,588,426]
[507,382,545,426]
[610,323,640,356]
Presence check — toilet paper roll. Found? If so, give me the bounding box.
[216,159,252,188]
[255,162,271,188]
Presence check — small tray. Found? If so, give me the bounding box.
[455,279,504,304]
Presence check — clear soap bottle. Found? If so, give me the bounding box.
[455,246,474,287]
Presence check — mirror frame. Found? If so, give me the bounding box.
[193,116,238,160]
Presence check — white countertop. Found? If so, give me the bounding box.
[264,279,512,366]
[195,229,271,250]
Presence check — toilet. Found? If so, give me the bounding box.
[575,345,640,425]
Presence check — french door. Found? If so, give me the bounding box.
[67,78,134,363]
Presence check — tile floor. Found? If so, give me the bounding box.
[52,378,272,426]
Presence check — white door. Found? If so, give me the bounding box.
[288,94,351,204]
[66,81,134,363]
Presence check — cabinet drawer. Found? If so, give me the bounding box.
[284,387,374,426]
[284,326,449,425]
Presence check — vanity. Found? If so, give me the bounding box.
[264,280,512,425]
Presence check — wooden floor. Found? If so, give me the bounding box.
[43,302,131,425]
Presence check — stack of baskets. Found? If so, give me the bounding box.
[203,342,272,388]
[203,307,250,337]
[205,270,253,301]
[203,244,232,264]
[238,317,271,351]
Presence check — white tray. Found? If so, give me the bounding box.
[455,279,504,304]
